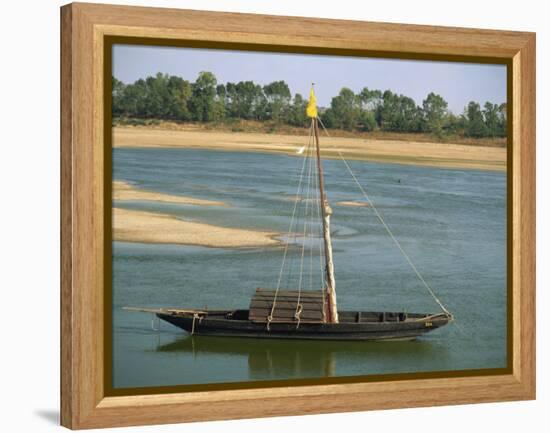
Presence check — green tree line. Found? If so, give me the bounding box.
[113,72,507,138]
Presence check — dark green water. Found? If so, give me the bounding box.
[112,147,507,388]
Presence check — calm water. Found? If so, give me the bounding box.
[112,147,507,388]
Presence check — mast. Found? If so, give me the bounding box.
[313,116,339,323]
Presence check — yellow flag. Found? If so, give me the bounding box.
[306,87,318,118]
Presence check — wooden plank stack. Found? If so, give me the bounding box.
[249,288,325,323]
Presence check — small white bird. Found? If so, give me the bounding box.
[296,146,306,155]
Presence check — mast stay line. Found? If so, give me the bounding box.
[317,116,452,317]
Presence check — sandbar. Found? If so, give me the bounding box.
[113,180,227,207]
[113,208,280,248]
[336,201,371,207]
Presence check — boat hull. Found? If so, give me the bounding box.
[156,309,451,341]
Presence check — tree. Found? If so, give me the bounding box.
[189,71,218,121]
[263,81,291,122]
[379,90,422,132]
[358,88,383,111]
[399,96,423,132]
[358,110,377,131]
[119,78,147,117]
[253,91,269,121]
[285,93,308,126]
[112,77,126,117]
[111,70,506,140]
[465,101,488,138]
[209,84,227,121]
[357,88,382,131]
[166,75,192,120]
[422,92,448,137]
[483,102,500,137]
[225,81,264,119]
[328,87,361,131]
[445,112,465,135]
[497,103,507,136]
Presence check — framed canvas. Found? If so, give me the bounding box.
[60,2,536,429]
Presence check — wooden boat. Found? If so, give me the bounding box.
[125,86,452,341]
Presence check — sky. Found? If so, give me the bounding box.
[113,44,507,115]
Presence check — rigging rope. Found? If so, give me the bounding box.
[312,133,327,321]
[270,122,315,328]
[296,130,315,323]
[317,117,451,317]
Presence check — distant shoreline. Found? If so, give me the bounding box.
[113,125,507,172]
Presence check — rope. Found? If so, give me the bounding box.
[311,135,327,321]
[317,117,451,317]
[296,130,315,319]
[308,142,316,297]
[191,313,199,335]
[191,313,202,335]
[270,121,315,328]
[294,303,303,329]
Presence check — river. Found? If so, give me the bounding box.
[112,147,507,388]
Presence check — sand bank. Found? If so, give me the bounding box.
[113,208,280,248]
[336,201,371,207]
[113,127,506,172]
[113,180,227,207]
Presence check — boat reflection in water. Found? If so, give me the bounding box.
[154,334,448,380]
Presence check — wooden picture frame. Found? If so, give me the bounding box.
[60,2,536,429]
